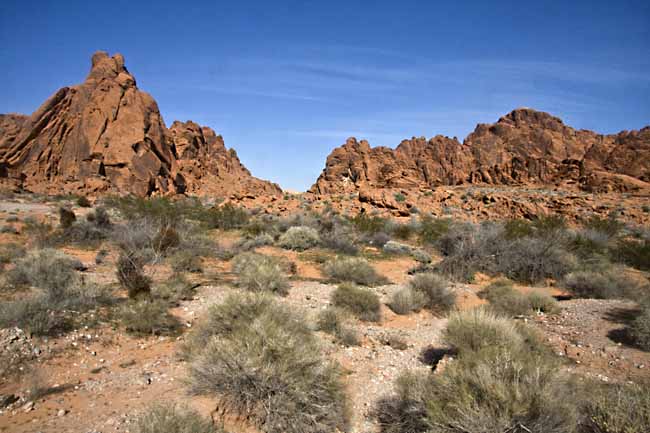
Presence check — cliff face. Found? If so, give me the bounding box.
[168,120,282,197]
[0,51,281,198]
[310,108,650,194]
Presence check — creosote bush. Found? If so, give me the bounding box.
[278,226,320,251]
[322,256,387,286]
[186,293,350,433]
[331,283,382,322]
[134,404,226,433]
[408,273,456,313]
[231,252,290,295]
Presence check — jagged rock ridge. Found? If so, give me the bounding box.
[0,51,281,197]
[310,108,650,195]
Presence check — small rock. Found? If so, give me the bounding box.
[57,409,67,417]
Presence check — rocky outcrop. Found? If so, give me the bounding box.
[0,51,281,198]
[310,108,650,194]
[168,120,282,197]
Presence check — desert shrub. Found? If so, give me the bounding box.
[394,192,406,202]
[152,274,196,305]
[322,257,387,286]
[418,215,451,245]
[316,307,361,346]
[478,280,558,316]
[503,218,534,239]
[187,293,350,433]
[152,225,181,254]
[320,222,359,255]
[612,238,650,271]
[22,218,54,247]
[583,214,624,238]
[104,195,187,226]
[0,225,18,234]
[232,252,289,295]
[0,242,26,270]
[95,249,109,264]
[563,266,640,299]
[76,196,92,208]
[4,215,19,223]
[493,237,576,284]
[5,248,81,296]
[629,305,650,351]
[391,223,414,240]
[434,223,497,282]
[86,207,111,227]
[169,250,203,273]
[134,403,224,433]
[0,297,70,336]
[411,249,431,264]
[58,207,76,229]
[204,203,249,229]
[383,240,412,255]
[331,283,381,322]
[278,226,320,251]
[235,233,275,251]
[351,213,387,235]
[117,298,179,335]
[388,287,427,315]
[363,231,390,248]
[116,252,152,298]
[408,273,455,313]
[376,347,575,433]
[444,308,525,354]
[582,381,650,433]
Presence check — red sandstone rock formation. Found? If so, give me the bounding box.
[310,108,650,195]
[0,51,281,198]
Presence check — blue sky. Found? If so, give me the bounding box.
[1,0,649,191]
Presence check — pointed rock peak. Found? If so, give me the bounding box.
[87,50,134,85]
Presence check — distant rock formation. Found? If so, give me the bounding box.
[310,108,650,195]
[0,51,281,198]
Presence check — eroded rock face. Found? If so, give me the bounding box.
[168,121,282,197]
[0,51,281,198]
[310,108,650,195]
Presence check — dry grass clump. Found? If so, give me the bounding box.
[562,266,642,299]
[117,298,179,335]
[278,226,320,251]
[376,308,575,433]
[231,252,290,295]
[388,287,428,315]
[134,403,226,433]
[322,256,388,286]
[316,307,361,346]
[186,293,350,433]
[331,283,382,322]
[478,279,559,316]
[408,273,456,313]
[583,381,650,433]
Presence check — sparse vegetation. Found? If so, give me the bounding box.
[562,266,641,299]
[322,256,387,286]
[117,298,179,335]
[169,250,203,273]
[331,283,381,322]
[316,307,361,346]
[388,287,427,315]
[478,279,559,316]
[5,248,81,295]
[186,293,350,433]
[116,251,152,298]
[583,381,650,433]
[629,304,650,351]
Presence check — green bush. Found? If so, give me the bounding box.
[232,252,289,295]
[388,287,427,315]
[331,283,381,322]
[117,299,179,335]
[394,193,406,203]
[613,238,650,271]
[351,213,387,235]
[322,257,387,286]
[204,203,249,230]
[58,207,76,229]
[134,404,225,433]
[278,226,320,251]
[186,293,350,433]
[76,196,92,208]
[408,273,456,313]
[418,215,451,245]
